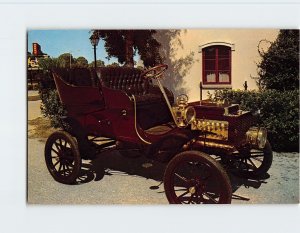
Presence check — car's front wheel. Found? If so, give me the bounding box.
[164,151,232,204]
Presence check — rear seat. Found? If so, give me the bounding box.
[52,68,105,116]
[96,67,174,105]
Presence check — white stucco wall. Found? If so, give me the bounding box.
[172,29,279,101]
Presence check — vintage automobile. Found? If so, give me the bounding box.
[45,64,273,204]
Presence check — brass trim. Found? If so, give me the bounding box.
[191,119,229,141]
[193,140,234,150]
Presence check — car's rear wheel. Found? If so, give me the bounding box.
[45,131,81,184]
[164,151,232,204]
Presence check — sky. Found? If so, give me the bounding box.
[27,29,119,64]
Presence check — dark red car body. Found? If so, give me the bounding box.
[44,66,272,204]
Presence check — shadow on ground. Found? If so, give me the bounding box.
[75,150,271,203]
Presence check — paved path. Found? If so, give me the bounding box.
[27,99,299,204]
[28,138,299,204]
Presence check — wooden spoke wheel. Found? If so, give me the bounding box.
[227,140,273,178]
[45,131,81,184]
[164,151,232,204]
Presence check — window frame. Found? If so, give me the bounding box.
[200,43,234,86]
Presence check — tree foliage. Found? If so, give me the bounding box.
[38,55,90,69]
[37,57,61,70]
[57,53,74,68]
[75,56,88,68]
[256,30,299,91]
[92,30,162,67]
[89,59,105,68]
[106,62,120,67]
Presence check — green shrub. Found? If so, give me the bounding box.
[256,30,299,91]
[40,88,67,129]
[38,70,67,129]
[211,89,299,152]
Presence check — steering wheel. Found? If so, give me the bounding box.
[141,64,168,79]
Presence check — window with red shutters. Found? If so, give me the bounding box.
[202,45,231,85]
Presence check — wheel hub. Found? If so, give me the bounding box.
[189,186,196,194]
[188,178,205,195]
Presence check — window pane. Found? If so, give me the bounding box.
[206,72,216,82]
[219,72,230,82]
[218,58,230,70]
[218,46,230,56]
[204,47,216,59]
[204,59,216,70]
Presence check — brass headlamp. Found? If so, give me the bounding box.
[172,94,196,128]
[246,127,268,149]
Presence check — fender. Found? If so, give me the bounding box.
[146,129,200,162]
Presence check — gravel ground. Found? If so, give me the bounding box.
[27,98,299,204]
[28,100,42,121]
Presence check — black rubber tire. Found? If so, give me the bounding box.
[45,131,81,184]
[228,140,273,178]
[164,151,232,204]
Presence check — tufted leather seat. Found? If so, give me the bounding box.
[96,67,173,105]
[53,68,95,87]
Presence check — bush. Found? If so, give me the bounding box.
[38,70,67,129]
[211,89,299,152]
[256,30,299,91]
[40,89,67,128]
